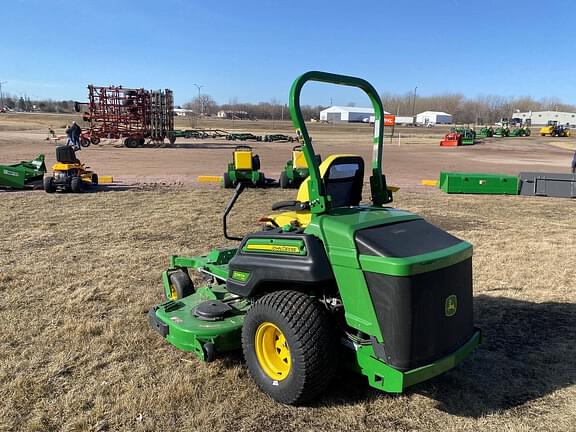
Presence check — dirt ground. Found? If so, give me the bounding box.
[1,113,575,431]
[1,112,575,189]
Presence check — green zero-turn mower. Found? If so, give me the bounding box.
[279,145,320,189]
[149,71,481,405]
[223,145,265,188]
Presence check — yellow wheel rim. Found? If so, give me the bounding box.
[254,322,291,380]
[168,284,177,300]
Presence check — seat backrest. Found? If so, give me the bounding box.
[296,154,364,208]
[56,145,79,164]
[234,149,253,170]
[324,156,364,207]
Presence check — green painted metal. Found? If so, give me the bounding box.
[439,171,519,194]
[289,71,391,214]
[352,329,481,392]
[493,126,510,138]
[452,127,476,145]
[153,284,249,359]
[227,162,263,186]
[0,154,46,189]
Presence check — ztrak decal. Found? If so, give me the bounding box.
[243,239,306,255]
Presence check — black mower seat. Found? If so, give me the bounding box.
[56,145,80,164]
[323,156,364,207]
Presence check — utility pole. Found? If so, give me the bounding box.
[411,86,418,126]
[193,83,204,115]
[0,81,6,110]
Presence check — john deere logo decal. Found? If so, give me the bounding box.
[445,295,457,317]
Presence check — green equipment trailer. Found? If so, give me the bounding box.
[263,134,296,143]
[226,133,262,142]
[439,171,519,194]
[223,145,265,188]
[0,154,46,189]
[279,145,320,189]
[149,71,481,405]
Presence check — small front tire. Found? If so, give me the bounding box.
[43,176,55,193]
[165,269,194,301]
[70,176,82,193]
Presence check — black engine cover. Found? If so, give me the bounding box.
[365,258,474,370]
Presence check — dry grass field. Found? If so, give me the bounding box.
[1,185,575,432]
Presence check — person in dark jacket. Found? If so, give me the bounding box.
[66,121,82,150]
[571,150,576,174]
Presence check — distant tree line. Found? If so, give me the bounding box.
[1,93,76,113]
[4,90,576,124]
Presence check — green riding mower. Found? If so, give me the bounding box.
[223,145,266,188]
[475,126,494,139]
[279,145,320,189]
[149,72,481,405]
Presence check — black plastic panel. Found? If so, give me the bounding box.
[365,258,474,370]
[227,231,334,297]
[355,219,462,258]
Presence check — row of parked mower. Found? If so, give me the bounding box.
[222,144,312,189]
[440,125,532,146]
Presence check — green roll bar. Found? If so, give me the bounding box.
[289,71,391,215]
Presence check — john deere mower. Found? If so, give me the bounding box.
[279,145,320,189]
[223,145,265,188]
[44,145,98,193]
[475,126,494,139]
[149,72,481,405]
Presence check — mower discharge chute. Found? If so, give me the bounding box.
[0,154,46,189]
[149,71,481,405]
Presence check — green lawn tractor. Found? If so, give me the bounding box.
[493,126,510,138]
[510,126,531,137]
[279,145,320,189]
[223,145,265,188]
[148,71,481,405]
[0,154,46,189]
[453,127,476,145]
[475,126,494,138]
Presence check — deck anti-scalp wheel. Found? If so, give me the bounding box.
[242,290,337,404]
[165,269,194,301]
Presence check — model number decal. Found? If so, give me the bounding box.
[245,244,301,254]
[3,169,18,177]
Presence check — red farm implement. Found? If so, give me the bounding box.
[78,85,174,148]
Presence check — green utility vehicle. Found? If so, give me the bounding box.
[223,145,265,188]
[149,72,481,405]
[279,145,320,189]
[0,154,46,189]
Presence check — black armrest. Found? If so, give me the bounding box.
[271,200,310,211]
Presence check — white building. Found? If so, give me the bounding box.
[511,110,576,126]
[320,106,390,123]
[416,111,453,125]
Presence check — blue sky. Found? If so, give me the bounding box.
[2,0,575,107]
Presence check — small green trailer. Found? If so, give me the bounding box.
[0,154,47,189]
[439,171,519,194]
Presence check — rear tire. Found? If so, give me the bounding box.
[70,176,82,193]
[43,176,55,193]
[223,172,233,189]
[165,269,194,300]
[91,174,98,185]
[242,290,338,405]
[124,137,138,148]
[91,137,101,145]
[80,138,90,148]
[280,171,290,189]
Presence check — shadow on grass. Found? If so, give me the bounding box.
[316,295,576,415]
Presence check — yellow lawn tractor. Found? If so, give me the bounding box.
[44,146,98,193]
